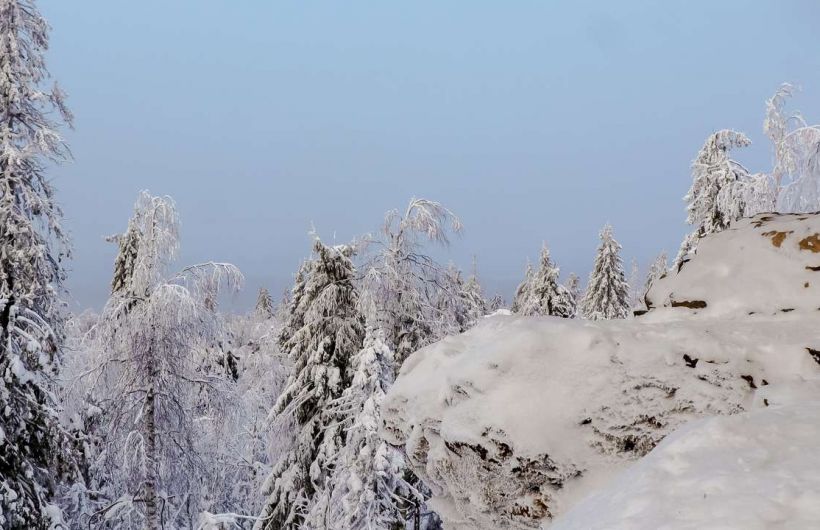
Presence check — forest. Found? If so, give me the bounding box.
[3,1,820,529]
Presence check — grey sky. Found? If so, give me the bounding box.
[41,0,820,310]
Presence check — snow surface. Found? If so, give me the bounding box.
[383,213,820,529]
[551,392,820,530]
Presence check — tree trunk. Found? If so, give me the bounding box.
[144,387,160,529]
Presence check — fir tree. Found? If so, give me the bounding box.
[462,257,488,326]
[581,225,630,320]
[256,239,365,530]
[321,325,418,530]
[255,287,275,319]
[510,261,533,314]
[520,244,575,318]
[0,1,77,526]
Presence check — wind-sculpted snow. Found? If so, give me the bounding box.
[383,213,820,529]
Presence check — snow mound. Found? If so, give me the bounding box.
[551,396,820,530]
[644,212,820,317]
[383,213,820,529]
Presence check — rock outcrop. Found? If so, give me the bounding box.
[382,213,820,529]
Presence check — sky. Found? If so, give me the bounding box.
[40,0,820,311]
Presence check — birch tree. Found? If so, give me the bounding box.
[85,192,242,529]
[361,198,462,367]
[765,83,820,213]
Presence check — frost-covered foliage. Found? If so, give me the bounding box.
[675,130,772,267]
[255,287,275,319]
[256,239,365,530]
[765,83,820,213]
[581,225,630,320]
[361,198,463,367]
[519,244,575,318]
[196,311,289,528]
[320,325,422,529]
[74,192,243,529]
[435,263,469,334]
[0,0,78,526]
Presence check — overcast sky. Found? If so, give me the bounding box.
[41,0,820,310]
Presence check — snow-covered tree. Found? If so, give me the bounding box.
[510,262,533,314]
[641,251,668,303]
[627,259,640,309]
[256,239,365,530]
[462,258,488,325]
[581,225,630,320]
[0,0,78,526]
[321,325,420,530]
[82,192,242,529]
[436,262,469,334]
[519,244,575,318]
[361,198,462,367]
[675,130,770,267]
[255,287,275,319]
[765,83,820,213]
[487,294,505,313]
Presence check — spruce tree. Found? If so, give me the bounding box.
[510,261,533,314]
[520,244,574,318]
[0,1,76,526]
[255,287,275,318]
[462,258,488,326]
[256,239,365,530]
[322,325,417,529]
[581,225,630,320]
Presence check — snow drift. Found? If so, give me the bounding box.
[382,213,820,529]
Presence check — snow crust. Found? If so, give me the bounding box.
[383,212,820,529]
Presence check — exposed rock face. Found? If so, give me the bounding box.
[382,213,820,529]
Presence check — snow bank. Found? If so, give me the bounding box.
[551,395,820,530]
[382,213,820,529]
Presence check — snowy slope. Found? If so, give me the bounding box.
[382,213,820,529]
[551,394,820,530]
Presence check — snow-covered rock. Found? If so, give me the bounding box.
[644,212,820,317]
[382,213,820,529]
[551,396,820,530]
